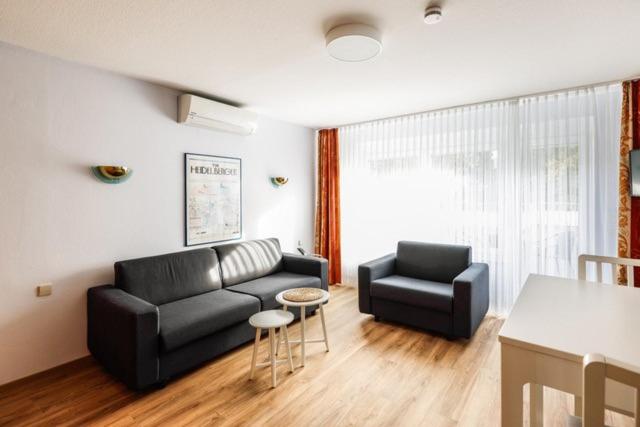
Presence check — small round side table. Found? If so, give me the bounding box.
[248,309,294,388]
[275,288,330,367]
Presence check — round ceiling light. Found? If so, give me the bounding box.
[424,6,443,24]
[325,24,382,62]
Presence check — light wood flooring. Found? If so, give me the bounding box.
[0,285,634,426]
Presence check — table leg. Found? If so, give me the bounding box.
[501,343,524,426]
[319,303,329,352]
[300,306,306,367]
[249,327,261,380]
[269,328,277,388]
[530,383,544,427]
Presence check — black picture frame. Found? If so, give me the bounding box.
[184,153,242,246]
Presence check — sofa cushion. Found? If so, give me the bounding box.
[396,241,471,284]
[215,238,284,287]
[115,248,223,306]
[158,289,260,352]
[370,275,453,313]
[226,271,321,310]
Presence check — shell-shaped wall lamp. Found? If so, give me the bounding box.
[270,176,289,188]
[91,166,133,184]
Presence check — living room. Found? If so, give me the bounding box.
[1,1,639,426]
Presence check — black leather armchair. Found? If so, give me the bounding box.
[358,241,489,339]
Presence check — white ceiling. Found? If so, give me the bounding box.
[0,0,639,128]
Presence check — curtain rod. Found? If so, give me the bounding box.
[328,75,640,130]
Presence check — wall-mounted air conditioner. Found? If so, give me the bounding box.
[178,94,258,135]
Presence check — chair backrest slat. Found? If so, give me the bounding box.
[578,254,640,286]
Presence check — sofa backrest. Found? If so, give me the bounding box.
[114,248,222,305]
[214,238,283,287]
[396,241,471,284]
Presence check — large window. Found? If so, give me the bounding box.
[339,84,622,314]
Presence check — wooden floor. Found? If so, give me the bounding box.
[0,285,634,426]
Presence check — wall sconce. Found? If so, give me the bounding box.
[91,166,133,184]
[270,176,289,188]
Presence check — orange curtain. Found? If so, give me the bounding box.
[618,80,640,286]
[314,128,342,285]
[618,82,632,284]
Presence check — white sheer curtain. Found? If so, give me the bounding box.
[339,84,622,315]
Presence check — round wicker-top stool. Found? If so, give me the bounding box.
[275,288,330,367]
[248,309,295,388]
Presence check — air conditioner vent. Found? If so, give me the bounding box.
[178,94,257,135]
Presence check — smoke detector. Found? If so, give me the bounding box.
[424,6,443,24]
[326,24,382,62]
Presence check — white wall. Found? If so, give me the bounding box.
[0,42,316,385]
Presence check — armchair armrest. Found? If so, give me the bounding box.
[358,253,396,314]
[87,285,159,390]
[452,263,489,339]
[282,253,328,290]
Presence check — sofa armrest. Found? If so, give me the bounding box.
[358,253,396,314]
[282,253,328,291]
[452,263,489,339]
[87,285,160,390]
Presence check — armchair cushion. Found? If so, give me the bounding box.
[396,241,471,283]
[370,275,453,313]
[158,289,260,352]
[226,271,321,310]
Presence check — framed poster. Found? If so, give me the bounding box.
[184,153,242,246]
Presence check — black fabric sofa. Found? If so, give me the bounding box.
[87,238,327,390]
[358,241,489,339]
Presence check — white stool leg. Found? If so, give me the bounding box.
[282,324,294,373]
[269,328,277,388]
[319,303,329,352]
[300,306,306,367]
[249,327,261,380]
[275,305,287,356]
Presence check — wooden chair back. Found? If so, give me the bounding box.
[578,254,640,286]
[582,353,640,427]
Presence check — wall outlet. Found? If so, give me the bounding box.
[36,283,53,297]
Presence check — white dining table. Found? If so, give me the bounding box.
[499,274,640,426]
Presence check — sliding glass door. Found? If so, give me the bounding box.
[339,84,622,314]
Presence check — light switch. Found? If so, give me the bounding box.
[37,283,53,297]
